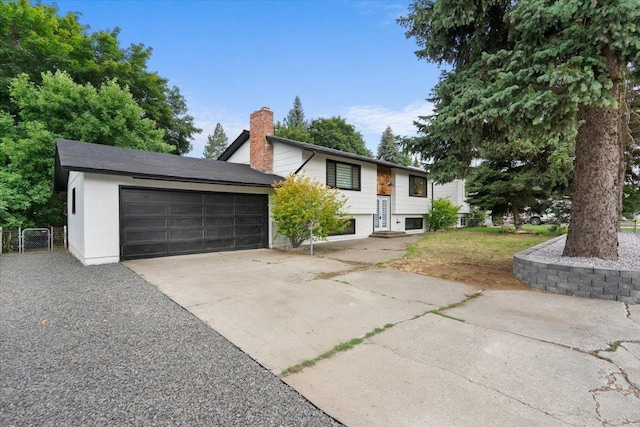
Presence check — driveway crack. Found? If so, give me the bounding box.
[373,342,571,424]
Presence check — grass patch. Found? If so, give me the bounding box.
[427,310,465,322]
[604,341,622,352]
[281,324,395,377]
[388,228,557,290]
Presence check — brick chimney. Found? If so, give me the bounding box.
[249,107,274,172]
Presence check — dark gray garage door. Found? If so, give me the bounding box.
[120,188,268,260]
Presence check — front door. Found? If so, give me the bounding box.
[374,196,390,231]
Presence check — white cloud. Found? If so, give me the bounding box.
[342,101,433,145]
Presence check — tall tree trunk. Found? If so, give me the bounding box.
[563,52,620,260]
[511,204,521,230]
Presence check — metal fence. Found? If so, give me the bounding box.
[0,226,67,254]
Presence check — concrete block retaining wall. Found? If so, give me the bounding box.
[514,236,640,304]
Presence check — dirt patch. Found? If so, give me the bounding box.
[389,258,532,291]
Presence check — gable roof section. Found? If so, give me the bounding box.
[54,139,283,191]
[218,132,426,174]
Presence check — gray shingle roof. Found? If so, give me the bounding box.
[218,131,426,174]
[54,139,284,191]
[266,135,425,173]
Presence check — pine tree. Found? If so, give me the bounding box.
[283,96,307,128]
[377,126,400,163]
[400,0,640,260]
[202,123,228,159]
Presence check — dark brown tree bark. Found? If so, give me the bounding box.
[563,52,621,260]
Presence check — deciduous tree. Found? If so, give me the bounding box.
[308,117,372,157]
[0,71,169,227]
[0,0,200,154]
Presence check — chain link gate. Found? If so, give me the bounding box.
[20,228,52,253]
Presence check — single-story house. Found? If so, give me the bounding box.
[54,106,469,265]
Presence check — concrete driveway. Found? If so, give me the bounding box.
[126,237,640,426]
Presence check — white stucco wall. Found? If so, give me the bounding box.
[67,171,85,262]
[68,173,273,265]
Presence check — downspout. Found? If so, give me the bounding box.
[294,151,316,175]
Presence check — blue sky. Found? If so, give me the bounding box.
[45,0,442,157]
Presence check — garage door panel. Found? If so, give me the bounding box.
[169,229,204,240]
[169,204,203,215]
[125,242,169,258]
[169,192,203,204]
[237,205,263,215]
[236,215,263,225]
[205,227,234,238]
[204,238,236,250]
[205,205,235,215]
[121,189,167,203]
[169,217,204,228]
[124,230,168,243]
[121,217,167,229]
[205,217,235,227]
[236,194,264,204]
[120,188,268,260]
[123,204,167,216]
[169,240,205,253]
[205,193,235,205]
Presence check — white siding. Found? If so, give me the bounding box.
[226,141,250,164]
[392,170,430,215]
[431,179,471,227]
[272,142,303,177]
[432,179,470,214]
[67,172,85,262]
[68,173,273,265]
[299,153,377,217]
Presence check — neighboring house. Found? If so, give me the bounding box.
[431,179,471,227]
[54,106,469,265]
[219,107,431,241]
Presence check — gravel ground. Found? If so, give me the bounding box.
[527,232,640,270]
[0,252,342,427]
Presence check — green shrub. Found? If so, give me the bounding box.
[425,197,460,231]
[467,207,487,227]
[271,174,349,248]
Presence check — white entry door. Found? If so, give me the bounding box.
[374,196,390,231]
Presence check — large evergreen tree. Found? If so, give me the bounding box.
[377,126,401,163]
[283,96,307,128]
[0,0,200,154]
[400,0,640,260]
[274,96,312,142]
[202,123,228,159]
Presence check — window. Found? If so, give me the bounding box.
[71,188,76,215]
[405,217,423,230]
[460,216,467,227]
[330,219,356,236]
[327,160,361,191]
[409,175,427,197]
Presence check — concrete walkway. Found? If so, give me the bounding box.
[126,237,640,426]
